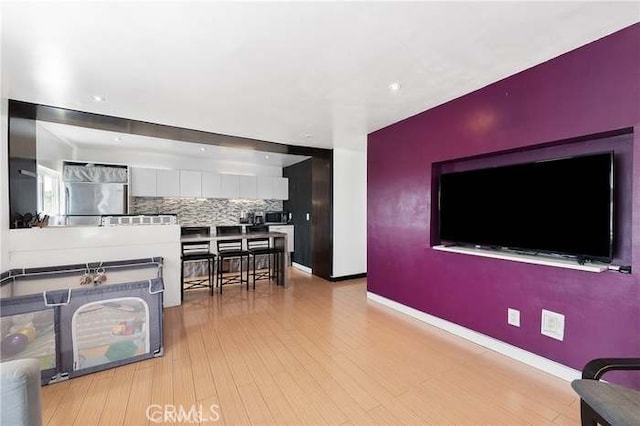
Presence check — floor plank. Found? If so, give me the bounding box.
[40,269,579,425]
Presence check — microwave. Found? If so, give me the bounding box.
[265,211,286,224]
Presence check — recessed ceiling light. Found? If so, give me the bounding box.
[389,82,401,92]
[265,155,270,159]
[200,147,206,152]
[114,137,121,142]
[92,95,106,102]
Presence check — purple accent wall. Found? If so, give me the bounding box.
[368,24,640,386]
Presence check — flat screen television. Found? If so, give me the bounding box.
[438,152,614,262]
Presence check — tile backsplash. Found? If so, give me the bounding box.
[131,197,283,226]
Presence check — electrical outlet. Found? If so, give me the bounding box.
[508,308,520,327]
[541,309,565,341]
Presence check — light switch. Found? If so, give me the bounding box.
[306,213,310,221]
[508,308,520,327]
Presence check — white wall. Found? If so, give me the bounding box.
[36,124,74,171]
[74,147,283,177]
[332,148,367,277]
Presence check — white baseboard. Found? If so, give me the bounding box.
[292,262,312,274]
[366,291,581,382]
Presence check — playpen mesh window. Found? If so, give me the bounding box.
[71,297,150,371]
[0,309,56,370]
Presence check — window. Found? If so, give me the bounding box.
[37,165,63,215]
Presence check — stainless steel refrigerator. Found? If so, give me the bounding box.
[64,182,128,225]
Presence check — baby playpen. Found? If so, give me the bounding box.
[0,257,164,384]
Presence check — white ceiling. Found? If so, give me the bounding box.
[2,2,638,150]
[37,121,310,168]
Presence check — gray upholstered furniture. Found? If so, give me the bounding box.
[0,358,43,426]
[571,358,640,426]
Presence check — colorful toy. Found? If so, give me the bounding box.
[79,269,94,285]
[93,265,107,284]
[111,323,126,335]
[112,320,143,336]
[80,263,108,285]
[105,340,137,361]
[13,326,37,343]
[1,333,29,357]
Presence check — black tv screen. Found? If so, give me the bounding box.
[438,152,613,261]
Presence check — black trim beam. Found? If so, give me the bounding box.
[18,100,331,158]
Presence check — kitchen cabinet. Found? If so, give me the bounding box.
[239,175,257,199]
[256,176,289,200]
[269,224,294,253]
[156,170,180,197]
[130,167,288,200]
[130,167,157,197]
[180,170,202,197]
[256,178,273,199]
[273,177,289,200]
[220,174,240,198]
[201,172,222,198]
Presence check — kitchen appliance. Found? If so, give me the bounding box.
[265,211,286,224]
[63,163,128,226]
[239,211,254,224]
[253,214,264,225]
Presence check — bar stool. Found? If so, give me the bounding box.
[246,225,284,289]
[215,226,250,293]
[180,227,216,300]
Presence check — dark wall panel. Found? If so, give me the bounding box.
[284,159,313,267]
[8,101,38,227]
[311,156,333,280]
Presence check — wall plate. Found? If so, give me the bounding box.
[541,309,565,341]
[508,308,520,327]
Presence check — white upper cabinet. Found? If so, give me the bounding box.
[220,174,240,198]
[257,178,273,199]
[257,176,288,200]
[273,177,289,200]
[201,172,222,198]
[156,169,180,197]
[130,167,157,197]
[179,170,202,198]
[130,167,287,200]
[239,175,257,199]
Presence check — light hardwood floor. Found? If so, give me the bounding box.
[42,269,581,425]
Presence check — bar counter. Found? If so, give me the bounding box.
[180,231,289,288]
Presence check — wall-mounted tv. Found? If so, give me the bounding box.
[438,152,614,262]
